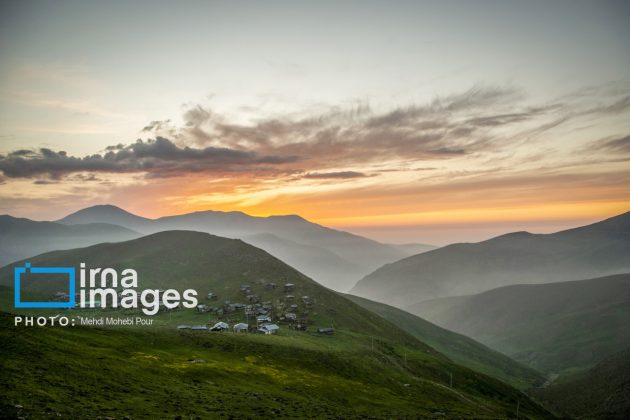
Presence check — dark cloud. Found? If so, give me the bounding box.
[142,84,630,175]
[303,171,370,179]
[0,137,300,179]
[429,147,466,155]
[466,112,534,127]
[601,95,630,114]
[3,83,629,182]
[142,119,171,132]
[138,86,534,167]
[593,135,630,154]
[8,149,36,157]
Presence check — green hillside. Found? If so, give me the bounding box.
[531,347,630,419]
[0,312,552,419]
[0,230,439,346]
[408,274,630,376]
[346,294,545,390]
[0,231,552,418]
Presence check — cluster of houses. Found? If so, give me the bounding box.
[176,281,335,335]
[197,282,314,324]
[177,319,333,335]
[177,318,281,335]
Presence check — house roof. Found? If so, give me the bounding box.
[260,323,280,331]
[191,325,209,330]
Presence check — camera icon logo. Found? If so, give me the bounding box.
[14,263,76,308]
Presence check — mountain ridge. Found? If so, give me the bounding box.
[406,273,630,375]
[56,204,412,291]
[351,210,630,306]
[0,215,140,266]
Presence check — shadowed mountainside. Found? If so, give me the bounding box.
[352,211,630,306]
[0,215,140,266]
[531,347,630,419]
[346,294,544,390]
[407,274,630,376]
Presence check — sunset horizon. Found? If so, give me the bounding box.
[2,1,629,245]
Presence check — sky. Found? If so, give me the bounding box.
[0,0,629,245]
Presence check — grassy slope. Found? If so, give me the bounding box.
[0,231,552,418]
[408,274,630,376]
[0,312,552,419]
[346,294,545,390]
[530,347,630,419]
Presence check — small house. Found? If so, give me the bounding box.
[207,292,218,300]
[265,282,277,290]
[176,325,191,330]
[284,312,297,321]
[191,325,209,331]
[258,323,280,335]
[228,303,246,311]
[256,315,271,324]
[196,304,208,313]
[317,327,335,335]
[210,322,229,332]
[284,283,295,292]
[233,323,249,333]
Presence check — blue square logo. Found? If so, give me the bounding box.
[14,263,76,308]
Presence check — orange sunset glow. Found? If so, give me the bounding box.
[1,1,629,245]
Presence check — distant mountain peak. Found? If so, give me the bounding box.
[57,204,151,226]
[75,204,139,215]
[486,231,533,241]
[266,214,306,221]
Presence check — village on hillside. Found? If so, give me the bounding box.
[178,281,335,335]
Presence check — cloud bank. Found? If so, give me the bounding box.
[1,83,629,184]
[0,137,299,179]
